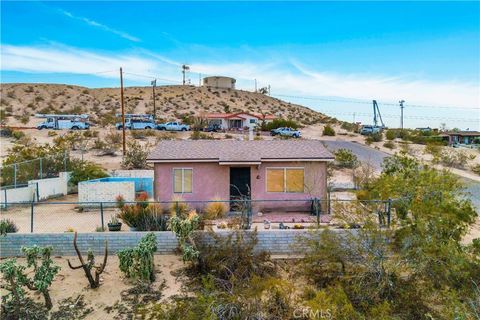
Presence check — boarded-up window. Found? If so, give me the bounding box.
[286,169,304,192]
[173,168,193,193]
[266,169,284,192]
[266,168,304,193]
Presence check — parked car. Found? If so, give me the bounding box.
[204,123,222,132]
[157,122,190,131]
[360,125,382,135]
[271,127,301,138]
[116,118,156,130]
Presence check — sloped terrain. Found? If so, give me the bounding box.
[0,83,332,127]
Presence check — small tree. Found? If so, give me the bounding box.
[21,245,60,310]
[121,140,150,169]
[69,159,109,186]
[334,149,358,168]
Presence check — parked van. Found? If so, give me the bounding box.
[360,125,382,135]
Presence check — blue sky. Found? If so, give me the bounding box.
[1,1,479,129]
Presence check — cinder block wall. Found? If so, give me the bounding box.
[0,230,350,257]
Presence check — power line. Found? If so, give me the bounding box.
[271,93,479,111]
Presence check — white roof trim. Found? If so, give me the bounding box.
[147,158,333,164]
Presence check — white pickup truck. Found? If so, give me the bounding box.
[270,127,301,138]
[157,122,190,131]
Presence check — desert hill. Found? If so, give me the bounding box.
[0,83,333,127]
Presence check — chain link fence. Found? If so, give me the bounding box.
[0,198,393,234]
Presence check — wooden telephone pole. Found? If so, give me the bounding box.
[120,67,126,156]
[151,79,157,119]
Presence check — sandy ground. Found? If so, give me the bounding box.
[1,255,186,320]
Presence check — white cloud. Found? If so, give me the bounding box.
[61,10,141,42]
[1,43,479,110]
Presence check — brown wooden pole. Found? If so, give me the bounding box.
[120,67,126,156]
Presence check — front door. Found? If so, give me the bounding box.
[230,167,251,200]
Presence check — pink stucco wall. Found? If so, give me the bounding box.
[153,161,327,212]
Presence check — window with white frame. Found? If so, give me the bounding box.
[266,168,304,193]
[173,168,192,193]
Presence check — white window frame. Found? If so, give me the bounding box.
[173,168,193,194]
[265,167,305,193]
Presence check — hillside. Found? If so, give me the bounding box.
[0,83,333,127]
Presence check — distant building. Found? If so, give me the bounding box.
[202,76,236,89]
[439,131,480,146]
[205,112,276,130]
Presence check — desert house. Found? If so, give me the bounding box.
[439,131,480,146]
[205,112,276,130]
[146,140,334,213]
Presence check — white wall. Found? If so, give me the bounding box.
[111,170,154,178]
[78,181,135,205]
[0,185,36,206]
[29,172,69,201]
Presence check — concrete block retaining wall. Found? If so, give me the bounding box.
[0,230,347,257]
[78,181,135,204]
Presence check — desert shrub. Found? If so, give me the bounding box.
[385,129,397,140]
[439,149,469,169]
[69,160,109,186]
[118,233,157,282]
[47,130,57,137]
[472,164,480,176]
[190,130,214,140]
[193,230,275,290]
[340,122,358,132]
[117,200,168,231]
[0,126,13,137]
[0,219,18,235]
[122,140,151,169]
[203,198,228,220]
[322,125,336,136]
[261,118,299,131]
[334,148,358,168]
[11,130,25,140]
[169,196,191,218]
[383,140,395,149]
[366,131,383,143]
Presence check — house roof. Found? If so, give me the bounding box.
[440,131,480,137]
[147,140,334,164]
[205,112,276,120]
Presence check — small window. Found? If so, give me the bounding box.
[249,119,257,124]
[266,168,304,193]
[173,169,192,193]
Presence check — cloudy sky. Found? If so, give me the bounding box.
[1,1,479,129]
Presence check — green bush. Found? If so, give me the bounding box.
[323,125,335,136]
[261,118,299,131]
[12,130,25,140]
[385,129,397,140]
[383,141,395,149]
[0,219,18,235]
[118,233,157,282]
[334,149,358,168]
[69,160,109,186]
[190,130,214,140]
[366,132,383,143]
[122,140,150,169]
[472,164,480,176]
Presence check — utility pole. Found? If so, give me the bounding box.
[254,79,257,92]
[182,64,189,85]
[199,73,202,86]
[399,100,405,130]
[353,112,356,123]
[120,67,126,156]
[151,79,157,120]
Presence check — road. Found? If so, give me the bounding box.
[321,140,480,212]
[321,140,389,171]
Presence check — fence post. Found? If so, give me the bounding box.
[35,182,39,202]
[64,151,67,172]
[14,164,17,187]
[100,202,105,230]
[175,201,179,216]
[387,199,392,227]
[39,158,43,179]
[30,201,34,233]
[327,191,331,215]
